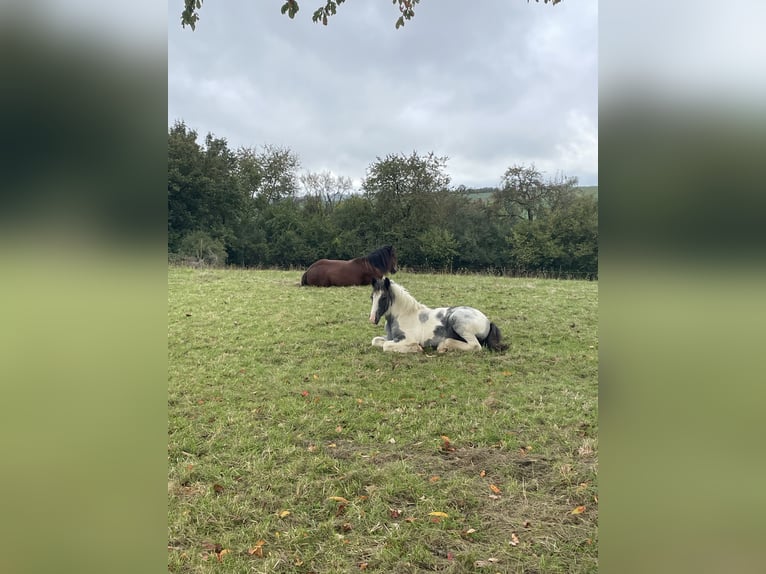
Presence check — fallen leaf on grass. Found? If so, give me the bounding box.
[247,540,266,557]
[404,516,417,523]
[358,562,368,570]
[300,390,309,397]
[479,469,486,477]
[571,505,586,515]
[216,549,229,561]
[278,510,291,518]
[523,520,532,528]
[475,557,500,567]
[428,512,449,518]
[461,528,477,538]
[328,496,349,503]
[389,508,401,519]
[335,504,347,517]
[489,484,502,495]
[440,435,456,452]
[510,532,520,546]
[202,542,228,561]
[429,475,440,483]
[212,484,224,495]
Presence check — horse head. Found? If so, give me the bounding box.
[369,277,393,324]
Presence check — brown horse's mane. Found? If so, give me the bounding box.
[357,245,396,274]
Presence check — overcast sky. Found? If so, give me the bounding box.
[168,0,597,190]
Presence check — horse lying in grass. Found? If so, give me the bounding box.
[368,277,508,353]
[301,245,397,287]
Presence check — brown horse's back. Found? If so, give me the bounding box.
[302,258,379,287]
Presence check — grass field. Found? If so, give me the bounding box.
[168,267,598,573]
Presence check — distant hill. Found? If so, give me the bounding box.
[461,185,598,201]
[576,185,598,198]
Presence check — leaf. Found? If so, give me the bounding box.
[440,435,456,452]
[479,469,486,477]
[301,390,309,397]
[461,528,477,538]
[571,505,586,515]
[510,532,520,546]
[489,484,502,494]
[523,520,532,528]
[279,510,291,518]
[213,483,224,494]
[247,540,266,557]
[216,548,230,561]
[428,511,449,518]
[429,475,440,483]
[389,508,401,518]
[328,496,349,503]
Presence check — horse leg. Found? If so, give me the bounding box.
[382,340,423,353]
[437,335,482,353]
[371,336,387,348]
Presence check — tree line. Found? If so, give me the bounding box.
[168,120,597,278]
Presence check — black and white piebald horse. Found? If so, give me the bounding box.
[368,277,508,353]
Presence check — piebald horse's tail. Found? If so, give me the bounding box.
[482,322,509,352]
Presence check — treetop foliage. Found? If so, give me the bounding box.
[181,0,563,31]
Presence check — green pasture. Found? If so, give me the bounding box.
[168,267,598,573]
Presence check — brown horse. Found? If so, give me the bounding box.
[301,245,398,287]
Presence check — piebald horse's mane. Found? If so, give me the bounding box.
[385,279,427,316]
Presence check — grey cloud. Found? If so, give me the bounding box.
[169,0,597,188]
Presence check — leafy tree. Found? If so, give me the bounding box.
[416,227,458,270]
[180,0,563,31]
[327,195,377,258]
[494,164,578,222]
[168,121,247,261]
[363,151,451,262]
[167,121,205,252]
[506,192,597,277]
[254,144,301,207]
